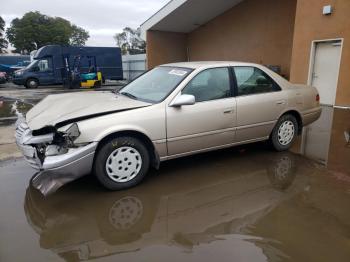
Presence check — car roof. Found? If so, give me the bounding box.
[161,61,260,69]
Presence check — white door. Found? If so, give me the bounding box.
[311,40,342,105]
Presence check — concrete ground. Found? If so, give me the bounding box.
[0,85,349,262]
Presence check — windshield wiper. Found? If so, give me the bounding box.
[119,91,138,100]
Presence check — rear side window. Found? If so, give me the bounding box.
[182,67,231,102]
[233,67,280,96]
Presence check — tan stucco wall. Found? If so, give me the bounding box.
[290,0,350,106]
[146,30,188,69]
[146,0,296,77]
[187,0,297,78]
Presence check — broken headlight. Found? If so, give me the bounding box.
[65,123,81,142]
[44,123,81,156]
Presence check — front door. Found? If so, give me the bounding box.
[311,40,342,106]
[166,67,236,156]
[37,57,55,84]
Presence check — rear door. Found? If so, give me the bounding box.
[232,66,286,142]
[166,67,237,156]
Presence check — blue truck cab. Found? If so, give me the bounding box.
[13,45,123,88]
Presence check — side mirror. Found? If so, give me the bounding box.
[170,94,195,107]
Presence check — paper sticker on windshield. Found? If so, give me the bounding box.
[169,69,188,76]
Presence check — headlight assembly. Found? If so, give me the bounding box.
[65,123,81,141]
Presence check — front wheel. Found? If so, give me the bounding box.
[25,78,39,89]
[270,114,298,151]
[94,137,150,190]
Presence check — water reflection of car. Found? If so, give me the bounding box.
[24,151,308,261]
[0,72,7,84]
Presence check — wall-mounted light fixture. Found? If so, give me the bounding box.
[323,5,333,15]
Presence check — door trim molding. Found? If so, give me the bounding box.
[161,136,269,161]
[167,127,236,142]
[307,38,344,106]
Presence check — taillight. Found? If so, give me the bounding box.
[316,94,320,102]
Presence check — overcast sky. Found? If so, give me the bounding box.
[1,0,169,48]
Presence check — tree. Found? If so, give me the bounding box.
[0,16,8,53]
[114,27,146,55]
[70,25,89,46]
[6,12,89,54]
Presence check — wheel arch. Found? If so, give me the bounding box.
[95,130,160,169]
[279,110,303,135]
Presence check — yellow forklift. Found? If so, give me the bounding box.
[63,53,102,89]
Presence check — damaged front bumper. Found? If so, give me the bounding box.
[15,117,98,195]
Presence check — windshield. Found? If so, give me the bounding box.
[120,66,192,103]
[25,60,37,69]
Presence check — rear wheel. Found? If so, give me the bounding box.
[270,114,298,151]
[94,136,150,190]
[25,78,39,89]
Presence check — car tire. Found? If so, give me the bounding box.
[94,136,150,190]
[270,114,298,151]
[26,78,39,89]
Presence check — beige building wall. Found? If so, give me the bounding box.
[146,31,188,69]
[290,0,350,106]
[147,0,297,79]
[188,0,297,79]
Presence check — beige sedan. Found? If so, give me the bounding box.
[16,62,321,192]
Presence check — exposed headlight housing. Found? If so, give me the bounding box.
[64,123,81,142]
[45,144,68,156]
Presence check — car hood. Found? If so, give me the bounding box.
[26,91,151,130]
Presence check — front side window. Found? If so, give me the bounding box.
[120,66,192,103]
[182,67,231,102]
[38,59,53,71]
[29,58,53,72]
[234,67,280,96]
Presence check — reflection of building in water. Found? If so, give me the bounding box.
[294,106,350,174]
[24,152,308,261]
[299,106,334,165]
